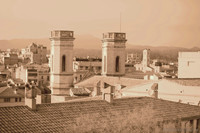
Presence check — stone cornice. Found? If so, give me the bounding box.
[101,39,127,43]
[49,37,75,41]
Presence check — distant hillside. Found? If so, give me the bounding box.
[0,38,50,50]
[0,35,200,61]
[0,34,102,50]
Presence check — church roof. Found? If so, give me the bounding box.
[75,75,152,88]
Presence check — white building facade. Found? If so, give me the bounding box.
[178,51,200,78]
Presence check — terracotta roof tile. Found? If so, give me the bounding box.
[70,88,90,96]
[0,87,24,98]
[1,97,200,132]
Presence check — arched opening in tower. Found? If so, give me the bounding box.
[62,55,66,72]
[116,56,120,72]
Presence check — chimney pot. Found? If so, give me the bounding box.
[93,81,101,96]
[25,83,37,110]
[14,88,17,94]
[102,86,114,103]
[148,83,158,99]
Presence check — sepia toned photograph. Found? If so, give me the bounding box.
[1,0,200,132]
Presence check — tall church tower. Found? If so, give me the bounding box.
[50,30,75,94]
[102,32,127,76]
[142,49,150,68]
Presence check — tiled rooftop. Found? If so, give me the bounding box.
[1,97,200,132]
[0,87,24,98]
[70,88,90,96]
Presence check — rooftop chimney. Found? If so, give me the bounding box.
[13,88,18,94]
[93,81,101,97]
[148,83,158,99]
[114,84,125,98]
[25,82,37,110]
[13,84,18,94]
[102,86,115,103]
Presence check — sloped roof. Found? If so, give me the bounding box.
[13,78,24,84]
[36,86,51,95]
[1,97,200,132]
[70,88,90,96]
[75,75,152,88]
[122,79,200,105]
[169,79,200,86]
[0,87,7,94]
[0,82,7,87]
[0,87,24,98]
[81,70,95,82]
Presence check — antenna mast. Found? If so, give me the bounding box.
[120,12,121,32]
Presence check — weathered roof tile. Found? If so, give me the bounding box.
[1,97,200,132]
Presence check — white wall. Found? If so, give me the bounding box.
[178,52,200,78]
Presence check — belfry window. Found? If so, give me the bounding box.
[116,56,120,72]
[62,55,66,72]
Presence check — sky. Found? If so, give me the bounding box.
[1,0,200,48]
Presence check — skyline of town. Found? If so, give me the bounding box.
[1,30,200,132]
[1,1,200,132]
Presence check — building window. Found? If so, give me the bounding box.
[196,119,200,131]
[4,98,10,102]
[189,120,193,131]
[15,98,18,102]
[19,98,22,102]
[116,56,120,72]
[28,73,37,77]
[62,55,66,72]
[41,76,43,79]
[47,76,49,81]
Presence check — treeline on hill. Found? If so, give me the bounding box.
[74,46,200,62]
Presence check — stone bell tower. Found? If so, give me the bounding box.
[102,32,127,76]
[50,30,75,94]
